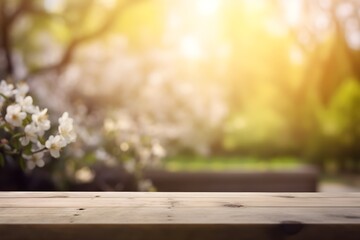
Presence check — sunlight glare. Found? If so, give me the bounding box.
[243,0,266,12]
[281,0,302,26]
[43,0,65,12]
[289,45,303,64]
[265,18,287,36]
[179,35,202,60]
[195,0,220,16]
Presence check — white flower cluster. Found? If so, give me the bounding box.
[0,80,76,169]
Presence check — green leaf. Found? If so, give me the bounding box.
[0,93,8,99]
[10,137,20,150]
[23,144,32,155]
[38,136,46,145]
[23,114,32,126]
[12,132,25,140]
[4,123,13,133]
[19,157,26,171]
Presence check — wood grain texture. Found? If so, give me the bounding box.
[0,192,359,240]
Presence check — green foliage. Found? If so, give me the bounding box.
[164,155,302,172]
[320,79,360,157]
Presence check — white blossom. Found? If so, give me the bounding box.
[59,112,72,125]
[32,108,51,131]
[45,135,67,158]
[124,160,136,173]
[14,82,29,98]
[23,152,45,169]
[16,95,36,114]
[152,142,166,158]
[58,112,76,143]
[138,179,153,191]
[0,80,76,169]
[5,104,26,127]
[20,123,40,146]
[75,167,94,183]
[0,81,15,98]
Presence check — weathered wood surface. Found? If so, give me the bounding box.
[0,192,359,240]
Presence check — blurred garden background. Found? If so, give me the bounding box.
[0,0,359,191]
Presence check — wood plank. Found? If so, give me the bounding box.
[0,191,359,198]
[0,192,359,240]
[0,196,359,208]
[0,207,359,224]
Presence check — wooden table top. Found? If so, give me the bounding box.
[0,192,359,240]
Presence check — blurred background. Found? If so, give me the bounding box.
[0,0,359,192]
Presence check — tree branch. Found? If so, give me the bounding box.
[0,0,15,77]
[25,0,143,80]
[7,1,32,27]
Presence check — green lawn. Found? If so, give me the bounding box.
[163,155,304,172]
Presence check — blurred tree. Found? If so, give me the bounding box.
[1,0,359,175]
[0,0,144,81]
[274,0,360,171]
